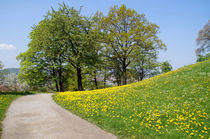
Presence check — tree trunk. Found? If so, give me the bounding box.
[103,71,106,88]
[94,70,98,89]
[122,58,127,85]
[116,73,121,86]
[58,68,64,92]
[139,68,144,81]
[55,80,59,92]
[117,77,120,86]
[76,67,83,91]
[114,69,121,86]
[52,67,59,92]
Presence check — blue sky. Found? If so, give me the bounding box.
[0,0,209,69]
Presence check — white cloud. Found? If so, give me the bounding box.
[0,43,16,50]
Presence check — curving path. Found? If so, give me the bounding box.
[2,94,116,139]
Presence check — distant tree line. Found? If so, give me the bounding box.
[0,63,29,92]
[17,4,172,92]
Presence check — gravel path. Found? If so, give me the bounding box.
[2,94,117,139]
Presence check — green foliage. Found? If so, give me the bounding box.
[17,3,101,91]
[97,4,165,84]
[17,3,166,92]
[197,53,210,62]
[54,60,210,138]
[131,47,160,81]
[0,61,3,70]
[16,50,56,90]
[161,61,172,73]
[61,6,101,91]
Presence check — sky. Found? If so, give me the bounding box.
[0,0,209,69]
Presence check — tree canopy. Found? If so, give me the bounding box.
[17,4,101,91]
[196,20,210,56]
[17,3,167,91]
[161,61,172,73]
[97,4,165,84]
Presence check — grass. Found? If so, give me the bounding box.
[0,91,33,138]
[53,60,210,138]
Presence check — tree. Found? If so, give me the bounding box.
[0,61,4,85]
[131,47,160,81]
[17,3,101,91]
[17,4,74,92]
[197,53,210,62]
[61,9,101,91]
[98,5,165,85]
[161,61,172,73]
[0,61,7,85]
[0,61,3,70]
[3,73,29,91]
[196,20,210,56]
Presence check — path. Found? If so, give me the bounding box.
[2,94,117,139]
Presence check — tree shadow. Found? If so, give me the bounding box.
[0,91,34,96]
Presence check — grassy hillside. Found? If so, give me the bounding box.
[53,60,210,138]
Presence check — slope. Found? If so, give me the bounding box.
[53,60,210,138]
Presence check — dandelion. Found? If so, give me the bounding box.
[53,60,210,138]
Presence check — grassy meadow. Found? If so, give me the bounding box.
[53,60,210,138]
[0,92,33,137]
